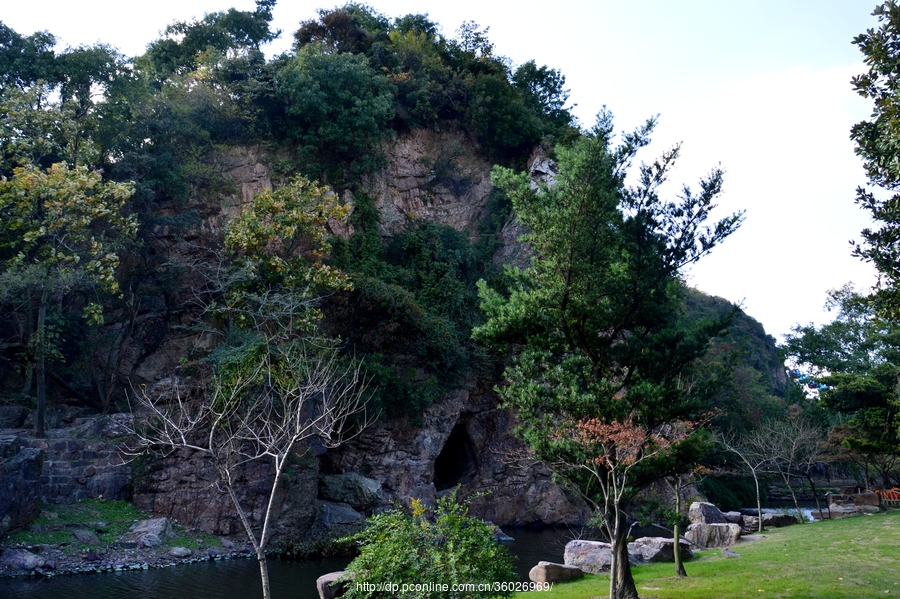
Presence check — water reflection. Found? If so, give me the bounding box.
[0,527,583,599]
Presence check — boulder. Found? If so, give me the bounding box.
[529,561,583,583]
[627,537,694,563]
[688,501,728,525]
[0,548,46,572]
[318,473,383,510]
[123,518,174,548]
[318,501,364,527]
[684,523,741,548]
[723,511,744,524]
[762,512,799,527]
[852,492,882,507]
[722,548,742,558]
[169,547,192,558]
[317,571,349,599]
[563,540,640,574]
[486,521,514,542]
[73,529,102,546]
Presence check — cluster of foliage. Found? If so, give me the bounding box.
[329,194,495,418]
[0,1,577,419]
[291,5,577,166]
[783,285,900,488]
[851,1,900,320]
[341,494,516,599]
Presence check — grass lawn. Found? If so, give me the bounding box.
[515,510,900,599]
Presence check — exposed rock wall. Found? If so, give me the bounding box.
[366,130,493,237]
[321,384,590,527]
[23,415,132,505]
[0,436,43,536]
[132,445,319,539]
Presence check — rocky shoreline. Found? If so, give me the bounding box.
[0,539,254,578]
[0,514,263,579]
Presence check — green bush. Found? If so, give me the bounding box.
[341,493,516,599]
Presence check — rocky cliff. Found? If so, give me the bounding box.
[99,130,588,537]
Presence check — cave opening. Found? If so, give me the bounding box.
[433,421,477,491]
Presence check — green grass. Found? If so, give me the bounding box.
[7,499,148,547]
[516,510,900,599]
[166,530,222,550]
[6,498,222,551]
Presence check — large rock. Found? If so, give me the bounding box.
[684,523,741,548]
[850,492,881,507]
[319,473,382,510]
[763,513,799,527]
[122,518,174,548]
[563,540,641,574]
[627,537,694,563]
[317,571,349,599]
[723,511,744,524]
[368,129,493,237]
[0,436,44,538]
[529,561,583,583]
[73,529,101,546]
[0,548,46,572]
[318,501,364,527]
[688,501,728,525]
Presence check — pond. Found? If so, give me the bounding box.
[0,527,580,599]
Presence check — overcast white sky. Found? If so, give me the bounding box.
[1,0,882,340]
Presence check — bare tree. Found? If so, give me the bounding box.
[717,432,770,533]
[745,416,824,523]
[128,342,370,599]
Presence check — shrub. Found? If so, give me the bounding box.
[341,493,516,599]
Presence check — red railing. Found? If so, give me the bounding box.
[876,488,900,506]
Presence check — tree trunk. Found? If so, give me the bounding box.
[673,520,687,577]
[34,288,48,438]
[257,551,272,599]
[806,472,823,517]
[672,478,687,577]
[785,480,804,523]
[612,515,639,599]
[752,469,763,533]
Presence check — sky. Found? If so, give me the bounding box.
[1,0,883,340]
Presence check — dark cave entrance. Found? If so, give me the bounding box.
[433,420,477,491]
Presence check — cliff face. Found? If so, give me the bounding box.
[120,131,588,533]
[323,382,589,526]
[365,129,493,237]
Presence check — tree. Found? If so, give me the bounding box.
[851,2,900,319]
[717,432,770,533]
[474,112,742,599]
[0,22,57,90]
[275,43,395,179]
[744,415,826,521]
[783,285,900,488]
[0,162,136,435]
[130,342,368,599]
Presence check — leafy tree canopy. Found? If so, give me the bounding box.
[474,112,742,598]
[851,1,900,318]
